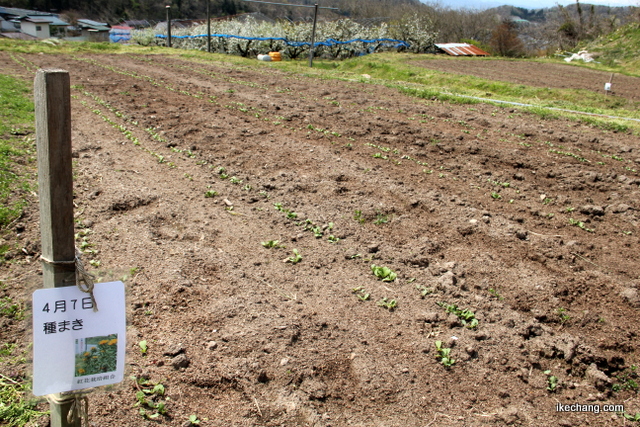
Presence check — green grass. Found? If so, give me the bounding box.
[0,342,48,427]
[0,73,35,229]
[0,376,48,427]
[580,22,640,75]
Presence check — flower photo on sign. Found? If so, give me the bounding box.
[75,334,118,377]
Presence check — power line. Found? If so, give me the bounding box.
[243,0,338,10]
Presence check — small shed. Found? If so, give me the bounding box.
[77,19,110,42]
[435,43,490,57]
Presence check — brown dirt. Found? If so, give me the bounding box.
[1,51,640,427]
[412,58,640,102]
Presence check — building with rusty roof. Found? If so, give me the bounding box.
[435,43,490,57]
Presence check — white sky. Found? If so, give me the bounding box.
[428,0,639,9]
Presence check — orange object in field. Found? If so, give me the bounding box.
[268,52,281,61]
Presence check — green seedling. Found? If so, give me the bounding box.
[556,307,571,325]
[353,210,365,224]
[204,190,218,198]
[435,341,455,367]
[312,226,323,238]
[569,218,594,233]
[139,340,148,356]
[488,288,504,300]
[273,202,284,212]
[352,286,370,301]
[437,302,479,328]
[377,297,397,310]
[371,264,397,282]
[286,211,298,219]
[373,213,389,225]
[133,376,167,419]
[416,285,433,298]
[229,176,242,184]
[327,235,340,243]
[261,240,284,249]
[622,412,640,422]
[612,365,638,392]
[548,149,589,163]
[0,296,24,320]
[544,370,559,392]
[286,249,302,264]
[188,415,201,425]
[490,192,502,200]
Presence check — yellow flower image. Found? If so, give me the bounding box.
[75,334,118,377]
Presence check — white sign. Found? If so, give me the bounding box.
[32,281,126,396]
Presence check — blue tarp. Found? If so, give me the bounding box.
[110,27,131,43]
[155,33,410,49]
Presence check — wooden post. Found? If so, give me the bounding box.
[35,69,80,427]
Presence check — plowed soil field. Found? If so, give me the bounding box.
[1,51,639,427]
[413,58,640,102]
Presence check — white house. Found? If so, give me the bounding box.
[19,15,68,38]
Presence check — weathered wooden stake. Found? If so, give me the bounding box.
[35,69,80,427]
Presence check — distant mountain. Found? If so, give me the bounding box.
[0,0,425,23]
[425,0,640,10]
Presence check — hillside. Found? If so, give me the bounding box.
[581,21,640,75]
[0,0,424,23]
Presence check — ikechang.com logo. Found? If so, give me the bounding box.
[555,403,625,414]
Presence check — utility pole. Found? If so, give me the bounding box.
[166,5,172,48]
[308,4,319,67]
[207,0,211,53]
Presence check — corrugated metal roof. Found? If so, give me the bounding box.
[78,19,108,27]
[435,43,490,57]
[21,15,69,26]
[78,19,110,31]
